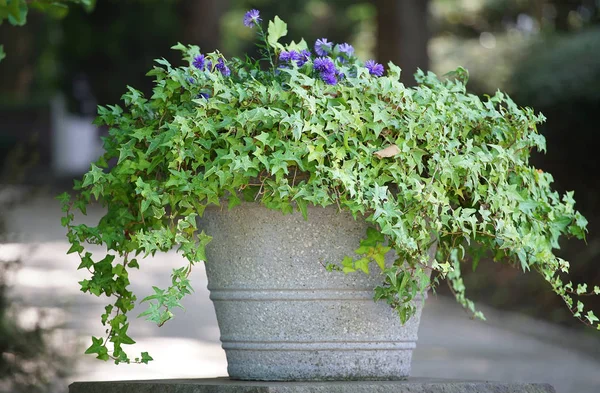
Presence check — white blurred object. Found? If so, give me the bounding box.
[51,94,102,176]
[516,13,539,35]
[479,32,497,49]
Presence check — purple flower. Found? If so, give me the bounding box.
[338,43,354,56]
[337,43,354,63]
[297,49,311,66]
[216,58,231,77]
[188,77,196,84]
[197,92,210,100]
[313,57,336,74]
[244,9,261,27]
[314,38,333,56]
[320,72,338,85]
[313,57,338,85]
[193,54,206,70]
[365,59,384,77]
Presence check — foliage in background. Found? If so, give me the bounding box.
[510,26,600,234]
[433,0,599,36]
[57,0,180,114]
[0,0,95,62]
[61,12,598,364]
[429,0,600,93]
[511,27,600,106]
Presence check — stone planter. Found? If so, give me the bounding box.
[200,203,432,381]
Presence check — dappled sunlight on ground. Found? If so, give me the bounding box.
[414,296,600,392]
[74,337,227,382]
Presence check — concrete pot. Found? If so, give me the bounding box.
[200,203,431,381]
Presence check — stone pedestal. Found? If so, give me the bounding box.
[69,378,556,393]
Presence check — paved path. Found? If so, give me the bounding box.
[3,194,600,393]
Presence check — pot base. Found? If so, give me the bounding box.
[226,348,413,381]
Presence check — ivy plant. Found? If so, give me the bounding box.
[60,10,599,364]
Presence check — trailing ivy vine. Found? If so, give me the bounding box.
[59,11,599,364]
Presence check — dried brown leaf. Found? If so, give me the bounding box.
[373,145,400,159]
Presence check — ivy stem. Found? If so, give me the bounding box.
[256,23,275,71]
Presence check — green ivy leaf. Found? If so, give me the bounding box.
[84,336,106,358]
[77,252,94,270]
[7,0,27,26]
[141,352,153,364]
[267,16,287,49]
[586,311,599,325]
[295,198,308,220]
[341,256,355,274]
[30,1,69,18]
[372,252,386,271]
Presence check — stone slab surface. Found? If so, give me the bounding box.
[69,378,556,393]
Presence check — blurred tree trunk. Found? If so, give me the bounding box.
[178,0,228,52]
[376,0,430,85]
[0,14,42,100]
[555,1,571,31]
[532,0,546,26]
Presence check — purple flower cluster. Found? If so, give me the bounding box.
[313,57,339,85]
[244,9,261,28]
[313,57,336,74]
[190,12,386,92]
[314,38,333,56]
[192,53,231,81]
[279,49,311,67]
[365,60,384,77]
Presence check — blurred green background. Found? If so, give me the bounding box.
[0,1,600,389]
